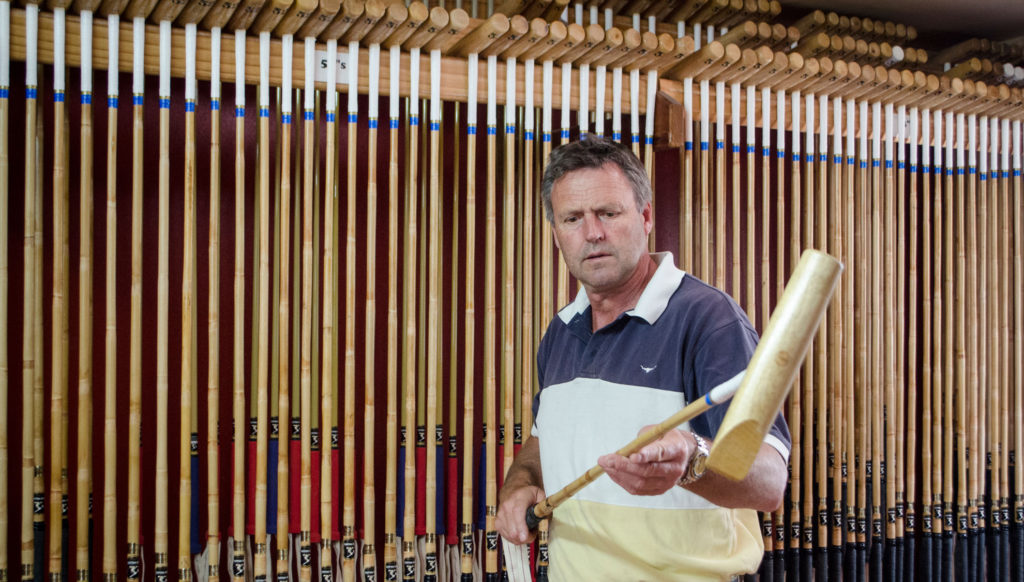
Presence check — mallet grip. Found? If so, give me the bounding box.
[525,497,557,530]
[524,504,544,530]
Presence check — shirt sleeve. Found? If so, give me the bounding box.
[690,319,758,439]
[531,327,551,438]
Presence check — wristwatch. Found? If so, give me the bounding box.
[678,432,709,486]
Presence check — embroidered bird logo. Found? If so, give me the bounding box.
[640,364,657,373]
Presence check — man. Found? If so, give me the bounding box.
[495,137,791,581]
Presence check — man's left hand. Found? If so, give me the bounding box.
[597,427,695,496]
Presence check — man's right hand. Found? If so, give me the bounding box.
[496,484,547,545]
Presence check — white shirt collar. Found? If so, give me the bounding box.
[557,252,686,325]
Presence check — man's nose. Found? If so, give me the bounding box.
[582,214,605,242]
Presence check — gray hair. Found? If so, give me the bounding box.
[540,136,652,223]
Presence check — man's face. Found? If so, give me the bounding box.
[549,163,652,294]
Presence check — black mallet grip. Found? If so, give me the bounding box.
[525,504,543,531]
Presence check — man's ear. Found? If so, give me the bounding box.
[641,202,653,235]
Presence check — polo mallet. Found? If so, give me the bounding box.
[522,248,842,531]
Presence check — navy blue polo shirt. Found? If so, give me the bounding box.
[532,253,791,507]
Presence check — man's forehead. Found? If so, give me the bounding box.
[552,188,630,212]
[555,161,623,182]
[553,164,630,194]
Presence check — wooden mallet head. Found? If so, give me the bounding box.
[708,249,843,481]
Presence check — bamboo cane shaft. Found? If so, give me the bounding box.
[521,94,535,440]
[295,55,313,582]
[319,47,337,576]
[484,59,499,577]
[423,49,442,582]
[0,2,8,578]
[814,94,829,557]
[713,82,725,290]
[967,115,983,541]
[954,111,970,553]
[20,10,38,575]
[230,51,247,582]
[985,115,999,568]
[943,112,955,556]
[680,77,692,273]
[920,106,934,551]
[843,97,857,553]
[252,40,272,582]
[459,56,479,579]
[47,25,69,574]
[126,22,143,573]
[501,60,517,487]
[32,98,46,577]
[400,50,420,579]
[383,44,401,581]
[339,43,357,582]
[154,65,170,582]
[788,87,804,562]
[931,110,945,559]
[75,51,94,581]
[1015,121,1023,519]
[179,62,197,581]
[96,13,115,577]
[999,121,1012,549]
[698,79,711,282]
[903,105,918,551]
[893,107,907,548]
[856,100,869,558]
[992,114,1004,555]
[208,46,223,581]
[801,92,815,565]
[59,97,71,582]
[362,41,381,580]
[869,102,883,560]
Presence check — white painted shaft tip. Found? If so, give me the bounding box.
[348,41,360,114]
[430,48,440,122]
[389,45,400,120]
[80,10,93,92]
[235,30,246,107]
[132,17,143,95]
[186,24,198,102]
[54,8,66,92]
[107,15,118,97]
[467,54,478,125]
[0,2,9,88]
[487,54,497,126]
[258,31,269,108]
[367,43,380,119]
[303,36,314,109]
[159,20,170,99]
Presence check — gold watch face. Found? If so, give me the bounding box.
[692,452,708,478]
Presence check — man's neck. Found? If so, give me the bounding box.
[586,254,660,331]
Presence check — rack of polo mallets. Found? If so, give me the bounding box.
[1,0,1024,580]
[932,37,1024,91]
[662,13,1024,582]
